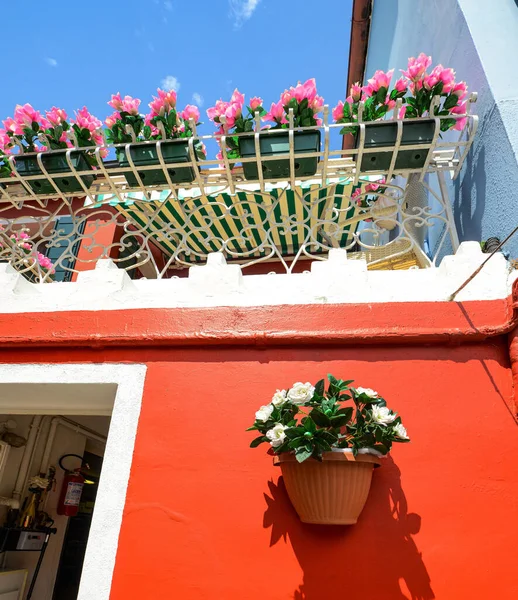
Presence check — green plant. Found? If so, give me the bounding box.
[248,374,409,463]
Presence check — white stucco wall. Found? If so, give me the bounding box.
[365,0,518,258]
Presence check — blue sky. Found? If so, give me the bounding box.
[1,0,352,137]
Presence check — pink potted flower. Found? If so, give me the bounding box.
[0,104,102,195]
[332,54,470,172]
[107,90,204,187]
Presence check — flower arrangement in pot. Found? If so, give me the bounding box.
[0,104,104,195]
[248,375,409,524]
[207,80,323,181]
[0,226,55,280]
[106,91,205,187]
[332,53,469,172]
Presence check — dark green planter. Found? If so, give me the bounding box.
[13,151,96,195]
[358,120,436,172]
[116,141,196,187]
[238,130,321,181]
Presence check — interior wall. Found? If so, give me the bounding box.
[0,414,109,600]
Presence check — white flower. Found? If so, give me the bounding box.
[393,422,409,440]
[370,405,397,426]
[255,404,274,422]
[266,424,288,447]
[287,382,315,405]
[356,387,379,399]
[271,389,287,407]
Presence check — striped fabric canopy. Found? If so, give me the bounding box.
[111,182,361,266]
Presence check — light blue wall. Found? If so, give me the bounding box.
[365,0,518,258]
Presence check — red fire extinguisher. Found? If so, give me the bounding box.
[57,454,87,517]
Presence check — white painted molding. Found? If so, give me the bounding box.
[0,363,147,600]
[0,242,515,313]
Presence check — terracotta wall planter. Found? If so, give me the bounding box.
[275,450,381,525]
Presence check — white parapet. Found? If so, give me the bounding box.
[0,242,515,313]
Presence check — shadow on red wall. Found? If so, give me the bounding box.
[264,457,435,600]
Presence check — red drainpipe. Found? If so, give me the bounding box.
[342,0,372,150]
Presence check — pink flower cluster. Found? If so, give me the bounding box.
[108,93,141,116]
[206,89,246,132]
[266,78,323,125]
[74,107,107,157]
[36,252,55,273]
[2,104,42,136]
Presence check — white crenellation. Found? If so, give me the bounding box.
[0,242,515,313]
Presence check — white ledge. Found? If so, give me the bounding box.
[0,242,515,314]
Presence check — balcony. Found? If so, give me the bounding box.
[0,100,478,283]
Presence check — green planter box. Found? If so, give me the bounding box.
[238,130,321,181]
[358,120,436,172]
[12,151,95,195]
[116,141,196,187]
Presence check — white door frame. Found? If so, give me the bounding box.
[0,363,147,600]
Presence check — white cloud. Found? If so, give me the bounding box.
[229,0,261,26]
[161,75,180,91]
[192,92,204,107]
[45,57,58,67]
[163,0,173,10]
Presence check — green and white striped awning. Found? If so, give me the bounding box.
[111,182,362,265]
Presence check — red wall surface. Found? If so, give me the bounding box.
[1,299,517,600]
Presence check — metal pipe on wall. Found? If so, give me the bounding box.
[12,415,43,501]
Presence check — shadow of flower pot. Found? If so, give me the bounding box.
[263,456,435,600]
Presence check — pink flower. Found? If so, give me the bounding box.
[36,252,55,273]
[181,105,200,123]
[439,67,456,94]
[332,101,345,122]
[265,100,288,124]
[367,69,394,93]
[311,95,324,113]
[224,102,242,129]
[35,145,47,153]
[157,88,177,109]
[230,89,245,107]
[249,97,263,111]
[122,96,141,115]
[350,82,362,102]
[206,100,229,122]
[45,107,68,127]
[0,129,11,153]
[149,97,165,117]
[424,70,440,91]
[398,105,407,119]
[401,53,432,81]
[108,93,124,111]
[105,111,121,129]
[73,107,102,133]
[451,81,468,100]
[352,188,362,201]
[2,117,22,135]
[14,104,42,129]
[451,101,468,131]
[302,78,318,102]
[281,90,293,107]
[385,100,396,111]
[394,77,408,93]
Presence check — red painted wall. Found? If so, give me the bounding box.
[1,298,517,600]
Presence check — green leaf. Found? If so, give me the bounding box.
[288,438,304,449]
[285,427,304,439]
[330,407,353,427]
[314,379,325,397]
[303,417,317,433]
[250,436,267,448]
[443,94,459,110]
[342,102,352,119]
[376,86,387,104]
[309,409,331,427]
[295,448,313,463]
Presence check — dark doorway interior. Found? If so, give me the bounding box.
[52,451,103,600]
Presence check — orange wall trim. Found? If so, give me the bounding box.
[0,296,516,348]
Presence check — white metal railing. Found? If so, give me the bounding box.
[0,98,478,206]
[0,99,478,282]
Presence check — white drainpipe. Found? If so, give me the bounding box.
[12,415,44,502]
[39,417,107,477]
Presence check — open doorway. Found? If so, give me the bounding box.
[0,414,111,600]
[0,364,146,600]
